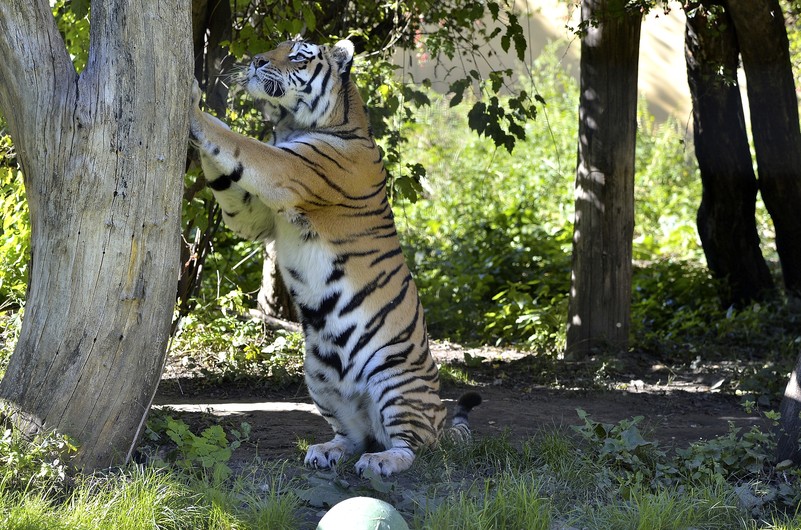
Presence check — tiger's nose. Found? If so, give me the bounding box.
[253,56,269,69]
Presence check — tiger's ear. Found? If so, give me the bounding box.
[331,40,354,75]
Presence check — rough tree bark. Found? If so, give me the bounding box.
[727,0,801,297]
[566,0,642,358]
[0,0,191,470]
[684,2,774,307]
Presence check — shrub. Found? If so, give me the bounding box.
[0,409,77,493]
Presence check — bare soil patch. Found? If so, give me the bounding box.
[154,341,765,464]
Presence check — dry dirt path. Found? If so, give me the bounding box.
[154,342,764,464]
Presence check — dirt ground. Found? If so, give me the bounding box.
[153,341,766,465]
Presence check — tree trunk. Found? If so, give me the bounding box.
[684,2,774,307]
[0,0,191,470]
[257,241,298,323]
[727,0,801,296]
[777,349,801,464]
[566,0,641,358]
[174,0,235,323]
[192,0,235,116]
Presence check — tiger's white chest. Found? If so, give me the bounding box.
[274,216,334,302]
[274,217,366,368]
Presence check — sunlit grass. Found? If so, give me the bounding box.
[438,364,476,385]
[572,484,743,530]
[0,464,299,530]
[418,473,552,530]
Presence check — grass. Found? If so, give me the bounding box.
[579,486,742,530]
[0,463,300,530]
[1,353,800,529]
[417,474,553,530]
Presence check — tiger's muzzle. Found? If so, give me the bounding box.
[248,61,286,99]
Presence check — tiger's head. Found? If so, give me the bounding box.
[244,39,355,128]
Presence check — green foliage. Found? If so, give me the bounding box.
[52,0,90,72]
[0,310,21,379]
[170,310,304,386]
[397,45,700,349]
[579,483,741,530]
[572,408,801,521]
[0,136,28,305]
[145,414,250,483]
[630,260,721,345]
[0,412,77,493]
[573,408,670,487]
[633,113,703,262]
[419,474,552,530]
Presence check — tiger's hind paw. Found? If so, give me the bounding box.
[304,441,350,470]
[355,447,415,477]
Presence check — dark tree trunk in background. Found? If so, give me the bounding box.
[257,242,298,324]
[192,0,235,116]
[566,0,642,359]
[176,0,236,325]
[186,0,296,324]
[684,2,774,307]
[727,0,801,297]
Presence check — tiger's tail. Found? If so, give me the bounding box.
[446,392,482,443]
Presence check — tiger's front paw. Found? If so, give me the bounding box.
[355,447,415,477]
[304,440,351,469]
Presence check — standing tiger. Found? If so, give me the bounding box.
[188,39,480,476]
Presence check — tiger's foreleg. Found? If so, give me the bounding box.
[189,84,312,215]
[188,87,281,241]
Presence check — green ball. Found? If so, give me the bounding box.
[316,496,410,530]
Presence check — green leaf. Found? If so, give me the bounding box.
[487,1,500,20]
[620,426,651,451]
[302,7,317,32]
[362,468,394,494]
[295,475,351,508]
[448,78,471,108]
[467,101,488,135]
[70,0,90,19]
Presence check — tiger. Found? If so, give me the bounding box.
[188,39,481,476]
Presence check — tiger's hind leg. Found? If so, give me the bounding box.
[354,390,447,477]
[354,446,416,477]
